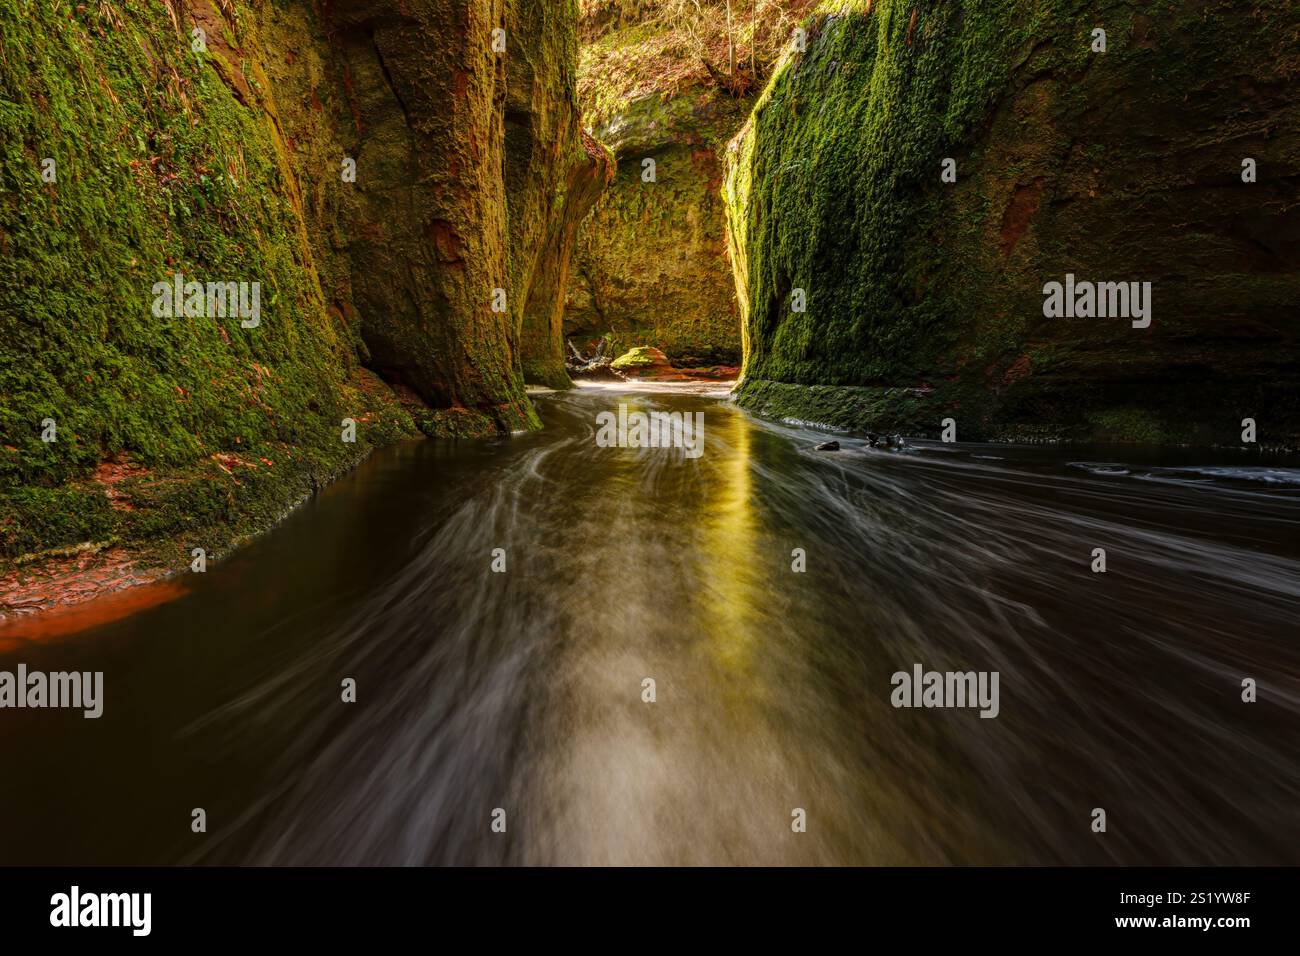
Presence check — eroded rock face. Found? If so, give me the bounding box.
[566,30,747,367]
[0,0,603,566]
[726,0,1300,444]
[322,0,532,433]
[505,0,616,389]
[256,0,610,426]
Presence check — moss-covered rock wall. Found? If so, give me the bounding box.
[0,0,600,572]
[565,13,749,367]
[314,0,538,435]
[506,0,615,388]
[567,85,747,366]
[726,0,1300,444]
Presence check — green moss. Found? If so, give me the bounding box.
[0,485,118,557]
[568,141,742,366]
[1085,407,1169,445]
[0,1,419,563]
[725,0,1300,445]
[509,0,613,390]
[0,0,612,578]
[569,9,757,369]
[726,0,1044,388]
[610,346,664,369]
[579,20,693,126]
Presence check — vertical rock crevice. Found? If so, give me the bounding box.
[505,0,616,389]
[322,0,532,435]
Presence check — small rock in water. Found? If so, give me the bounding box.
[610,346,680,380]
[815,440,840,452]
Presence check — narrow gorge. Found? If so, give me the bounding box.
[0,0,1297,874]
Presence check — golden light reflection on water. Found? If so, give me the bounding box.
[698,406,760,680]
[7,386,1296,866]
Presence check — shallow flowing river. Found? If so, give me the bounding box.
[1,384,1297,865]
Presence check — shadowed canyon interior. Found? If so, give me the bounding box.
[0,0,1297,866]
